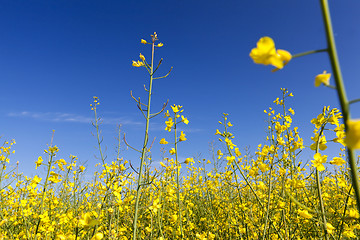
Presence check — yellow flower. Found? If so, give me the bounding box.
[345,119,360,149]
[132,60,144,67]
[315,71,331,87]
[330,157,346,166]
[157,43,164,47]
[310,135,327,151]
[326,223,335,234]
[141,39,147,44]
[311,152,327,171]
[139,53,145,61]
[179,131,187,142]
[165,118,174,132]
[171,104,180,113]
[271,49,292,72]
[250,36,291,70]
[181,115,189,124]
[298,209,312,219]
[169,148,176,155]
[91,233,104,240]
[217,150,223,159]
[79,212,99,227]
[159,138,168,144]
[35,156,43,169]
[185,157,193,164]
[234,148,241,157]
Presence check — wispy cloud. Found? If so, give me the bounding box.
[7,111,143,125]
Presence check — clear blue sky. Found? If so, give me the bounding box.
[1,0,360,177]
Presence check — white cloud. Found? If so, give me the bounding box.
[7,111,142,125]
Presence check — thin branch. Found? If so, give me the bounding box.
[129,160,139,175]
[292,48,328,58]
[153,67,173,80]
[152,58,163,75]
[147,137,156,152]
[150,100,169,118]
[123,133,141,153]
[348,98,360,105]
[144,84,149,92]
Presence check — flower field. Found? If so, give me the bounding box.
[2,2,360,240]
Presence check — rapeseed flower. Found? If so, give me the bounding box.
[179,131,187,142]
[330,157,346,166]
[344,119,360,149]
[250,36,291,71]
[315,71,331,87]
[298,209,312,219]
[132,60,144,67]
[312,152,327,171]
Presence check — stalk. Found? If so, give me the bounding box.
[319,0,360,214]
[132,37,155,240]
[174,122,184,238]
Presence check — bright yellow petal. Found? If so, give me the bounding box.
[277,49,292,63]
[256,37,276,54]
[345,119,360,149]
[315,71,331,87]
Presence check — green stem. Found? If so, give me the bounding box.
[315,127,328,240]
[174,122,184,239]
[319,0,360,215]
[132,38,155,240]
[315,169,328,239]
[292,48,327,59]
[348,98,360,105]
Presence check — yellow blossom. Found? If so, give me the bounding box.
[315,71,331,87]
[139,53,145,61]
[157,43,163,47]
[311,152,327,171]
[330,157,346,166]
[159,138,168,144]
[217,150,223,159]
[91,233,104,240]
[132,60,144,67]
[326,223,335,234]
[250,36,291,70]
[169,148,176,155]
[141,39,147,44]
[271,49,292,72]
[234,148,241,157]
[35,156,43,169]
[171,104,180,113]
[79,212,99,227]
[165,118,174,132]
[181,115,189,124]
[298,209,312,219]
[345,119,360,149]
[179,131,187,142]
[184,157,193,164]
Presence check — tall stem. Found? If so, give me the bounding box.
[174,123,184,238]
[319,0,360,214]
[132,40,155,240]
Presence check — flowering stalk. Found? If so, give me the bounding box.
[131,33,170,240]
[132,36,155,240]
[314,126,329,240]
[34,131,57,239]
[319,0,360,214]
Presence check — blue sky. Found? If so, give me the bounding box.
[1,0,360,177]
